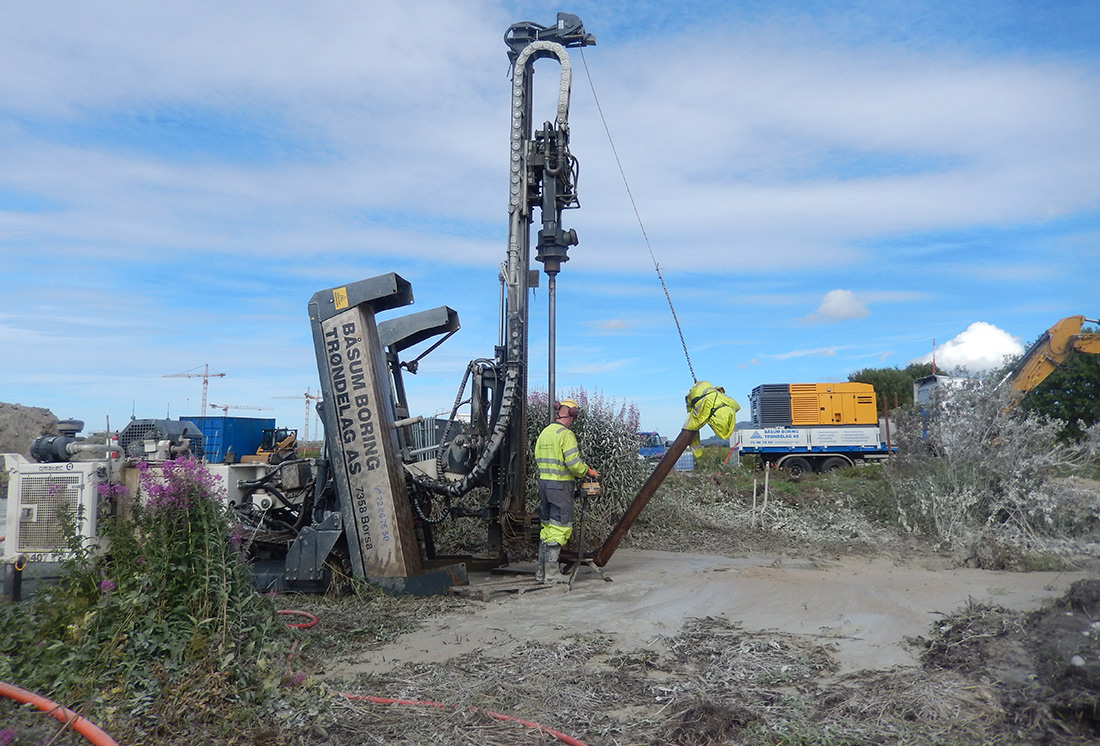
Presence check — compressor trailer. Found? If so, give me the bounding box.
[734,382,896,477]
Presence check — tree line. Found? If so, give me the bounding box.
[849,331,1100,441]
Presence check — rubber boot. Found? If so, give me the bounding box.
[541,543,566,584]
[534,542,548,584]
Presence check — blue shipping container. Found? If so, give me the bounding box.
[179,416,276,463]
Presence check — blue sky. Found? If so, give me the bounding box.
[1,0,1098,441]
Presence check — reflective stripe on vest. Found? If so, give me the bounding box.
[535,423,588,481]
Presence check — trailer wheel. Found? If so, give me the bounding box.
[820,457,850,473]
[782,457,812,478]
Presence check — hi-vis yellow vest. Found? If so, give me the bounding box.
[534,423,589,482]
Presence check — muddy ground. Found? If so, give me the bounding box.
[293,547,1100,745]
[4,541,1099,745]
[3,400,1098,743]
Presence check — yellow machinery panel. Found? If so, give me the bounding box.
[789,383,877,426]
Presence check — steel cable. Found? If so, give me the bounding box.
[580,49,696,383]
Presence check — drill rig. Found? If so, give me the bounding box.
[1,15,597,598]
[290,14,597,591]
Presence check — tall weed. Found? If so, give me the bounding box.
[0,456,285,736]
[526,388,650,543]
[885,379,1100,556]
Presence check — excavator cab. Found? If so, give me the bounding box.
[241,427,298,464]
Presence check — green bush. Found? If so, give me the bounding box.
[0,457,286,738]
[884,380,1100,554]
[526,388,650,545]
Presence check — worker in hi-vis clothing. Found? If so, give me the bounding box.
[533,398,597,583]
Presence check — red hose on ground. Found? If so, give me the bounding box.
[343,693,590,746]
[0,681,119,746]
[277,609,319,629]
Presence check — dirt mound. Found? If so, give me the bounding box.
[0,401,58,459]
[921,578,1100,744]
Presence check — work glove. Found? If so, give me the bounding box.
[587,467,598,478]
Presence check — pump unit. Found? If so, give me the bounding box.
[737,382,893,476]
[3,459,111,564]
[117,419,204,461]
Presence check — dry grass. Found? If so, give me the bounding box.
[305,615,1022,745]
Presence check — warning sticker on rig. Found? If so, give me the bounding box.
[333,286,349,310]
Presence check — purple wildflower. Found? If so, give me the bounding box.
[229,523,246,549]
[0,728,15,746]
[139,455,224,510]
[97,482,127,499]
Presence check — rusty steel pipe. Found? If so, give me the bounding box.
[587,428,696,567]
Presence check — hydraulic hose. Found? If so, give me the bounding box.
[343,694,590,746]
[415,358,521,499]
[278,609,586,745]
[0,681,119,746]
[277,609,319,629]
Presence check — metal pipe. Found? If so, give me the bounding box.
[66,442,121,458]
[8,557,25,603]
[548,272,557,420]
[589,427,695,567]
[498,267,506,349]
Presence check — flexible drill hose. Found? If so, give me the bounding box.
[343,694,590,746]
[0,681,119,746]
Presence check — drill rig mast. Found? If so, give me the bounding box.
[298,14,596,588]
[413,13,595,560]
[474,12,596,556]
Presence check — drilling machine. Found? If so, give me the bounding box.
[282,14,598,592]
[1,15,597,598]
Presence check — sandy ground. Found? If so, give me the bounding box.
[329,548,1089,679]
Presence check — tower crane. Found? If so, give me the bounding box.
[163,364,225,413]
[273,388,321,441]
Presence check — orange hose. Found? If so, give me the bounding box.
[0,681,119,746]
[344,693,590,746]
[276,609,319,629]
[299,611,588,745]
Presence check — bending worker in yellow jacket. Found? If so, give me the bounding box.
[533,398,597,584]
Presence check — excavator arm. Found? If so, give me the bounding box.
[1004,315,1100,394]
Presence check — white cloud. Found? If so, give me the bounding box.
[774,347,841,360]
[570,28,1100,272]
[805,290,869,323]
[0,2,1094,441]
[589,318,630,332]
[565,357,640,375]
[911,322,1023,374]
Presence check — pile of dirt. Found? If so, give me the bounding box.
[921,578,1100,744]
[12,575,1097,745]
[0,401,58,459]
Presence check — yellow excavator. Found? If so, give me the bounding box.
[240,427,297,465]
[1004,315,1100,394]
